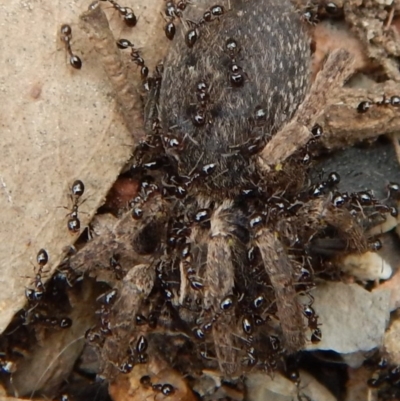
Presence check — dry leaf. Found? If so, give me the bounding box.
[0,0,168,333]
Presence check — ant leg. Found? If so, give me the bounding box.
[60,24,83,69]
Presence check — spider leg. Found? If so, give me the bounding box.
[206,234,238,375]
[204,202,236,310]
[282,197,368,253]
[255,227,305,354]
[320,204,368,253]
[177,225,204,308]
[100,263,156,379]
[200,201,253,375]
[63,193,168,379]
[258,49,354,171]
[66,194,168,278]
[204,201,242,375]
[320,82,400,151]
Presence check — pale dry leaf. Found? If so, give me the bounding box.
[0,0,168,333]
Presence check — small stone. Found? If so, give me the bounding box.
[305,282,390,354]
[340,251,392,281]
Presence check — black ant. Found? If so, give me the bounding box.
[100,0,137,27]
[118,333,150,372]
[388,182,400,200]
[25,248,49,303]
[60,24,82,69]
[95,288,118,336]
[31,313,72,329]
[119,355,135,374]
[302,295,321,344]
[109,254,124,279]
[116,39,149,79]
[0,352,16,374]
[136,334,148,363]
[163,2,224,46]
[357,95,400,113]
[139,375,176,397]
[301,1,342,25]
[85,327,105,347]
[185,5,225,48]
[191,80,210,127]
[301,5,319,24]
[64,180,85,234]
[163,1,188,40]
[224,38,246,88]
[194,295,235,338]
[118,341,154,376]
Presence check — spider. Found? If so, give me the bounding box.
[64,0,399,381]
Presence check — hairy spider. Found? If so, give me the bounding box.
[64,0,398,381]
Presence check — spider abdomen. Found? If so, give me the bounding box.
[158,0,311,194]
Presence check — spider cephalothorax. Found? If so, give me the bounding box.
[67,0,392,381]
